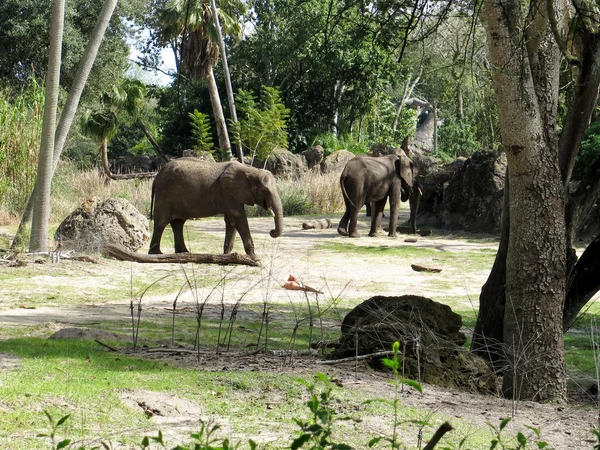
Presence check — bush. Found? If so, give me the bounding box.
[437,118,481,161]
[246,171,344,218]
[0,78,44,217]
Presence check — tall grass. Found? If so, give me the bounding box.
[247,170,345,217]
[51,163,153,221]
[0,79,44,220]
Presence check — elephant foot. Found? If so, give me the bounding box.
[368,231,379,237]
[148,248,162,255]
[388,232,398,238]
[337,227,349,237]
[349,232,361,238]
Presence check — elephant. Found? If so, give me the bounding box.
[148,158,283,260]
[337,148,420,238]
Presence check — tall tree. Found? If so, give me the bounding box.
[29,0,66,252]
[472,0,600,402]
[156,0,243,159]
[12,0,119,248]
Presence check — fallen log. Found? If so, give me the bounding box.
[411,263,442,273]
[101,243,260,266]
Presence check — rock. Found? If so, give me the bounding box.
[55,197,150,252]
[320,149,356,174]
[302,218,332,230]
[49,327,124,342]
[181,149,216,162]
[418,158,467,225]
[263,148,307,179]
[302,145,325,170]
[441,151,506,231]
[333,295,496,393]
[369,143,398,157]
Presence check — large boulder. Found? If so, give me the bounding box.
[263,148,307,179]
[320,149,355,174]
[441,151,506,231]
[333,295,496,393]
[418,158,467,225]
[55,197,150,252]
[302,145,325,170]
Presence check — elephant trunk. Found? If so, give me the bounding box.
[409,185,422,234]
[268,192,284,238]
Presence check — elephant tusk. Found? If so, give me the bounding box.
[418,187,423,196]
[268,208,275,217]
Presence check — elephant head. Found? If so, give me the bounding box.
[219,163,284,239]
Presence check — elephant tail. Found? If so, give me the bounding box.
[150,180,156,220]
[339,174,357,210]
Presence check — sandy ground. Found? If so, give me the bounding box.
[1,212,599,448]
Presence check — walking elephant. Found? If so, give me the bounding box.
[337,148,420,238]
[149,158,283,260]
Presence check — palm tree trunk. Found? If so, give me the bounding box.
[100,138,116,180]
[29,0,65,252]
[210,0,243,163]
[206,66,232,160]
[13,0,117,248]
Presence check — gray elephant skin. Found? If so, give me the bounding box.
[149,158,284,260]
[337,152,419,238]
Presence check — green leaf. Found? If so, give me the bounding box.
[517,432,527,446]
[368,436,383,447]
[400,378,423,393]
[537,442,549,449]
[291,434,311,450]
[57,439,72,449]
[56,414,71,427]
[499,417,511,431]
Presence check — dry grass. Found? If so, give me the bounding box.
[300,170,345,214]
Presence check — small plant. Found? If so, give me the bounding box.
[366,341,424,449]
[188,109,215,155]
[486,418,552,450]
[231,86,290,165]
[36,411,72,450]
[292,372,356,450]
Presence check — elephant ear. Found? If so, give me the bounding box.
[395,154,414,188]
[219,163,259,205]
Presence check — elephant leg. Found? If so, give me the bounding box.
[230,210,257,260]
[171,219,189,253]
[369,199,386,237]
[347,206,361,238]
[337,211,350,236]
[387,193,400,238]
[148,220,167,254]
[223,214,237,254]
[365,202,372,217]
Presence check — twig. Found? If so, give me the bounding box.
[318,350,395,365]
[94,340,119,352]
[423,422,454,450]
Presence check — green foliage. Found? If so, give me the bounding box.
[36,411,75,450]
[437,118,481,161]
[231,86,290,164]
[573,119,600,180]
[311,133,369,156]
[0,78,44,216]
[366,341,424,449]
[485,418,552,450]
[188,109,215,154]
[292,373,355,450]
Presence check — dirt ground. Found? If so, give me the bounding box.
[1,212,599,448]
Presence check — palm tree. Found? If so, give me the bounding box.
[157,0,243,160]
[81,79,153,179]
[14,0,118,249]
[29,0,65,252]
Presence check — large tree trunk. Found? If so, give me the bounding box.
[210,0,244,163]
[29,0,65,252]
[206,65,232,160]
[13,0,118,249]
[481,0,567,402]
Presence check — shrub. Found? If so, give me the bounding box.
[0,78,44,217]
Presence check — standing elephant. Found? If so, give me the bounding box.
[337,150,419,238]
[149,158,283,260]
